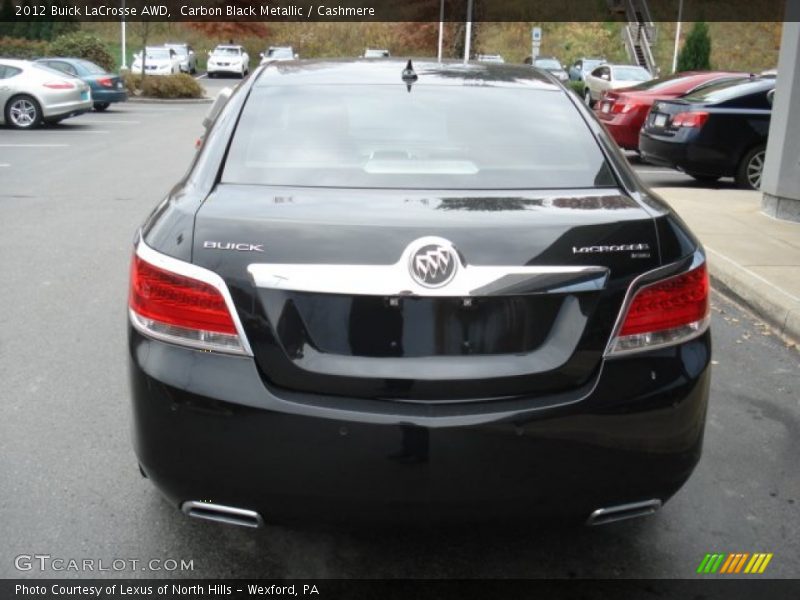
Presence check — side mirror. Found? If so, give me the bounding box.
[203,87,233,129]
[259,52,264,59]
[189,50,195,56]
[294,53,299,59]
[767,89,775,106]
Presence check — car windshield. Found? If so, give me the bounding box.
[535,59,561,69]
[223,85,615,189]
[583,60,603,71]
[145,48,170,59]
[365,50,389,57]
[77,59,105,74]
[681,78,772,103]
[166,45,188,56]
[268,48,293,58]
[214,47,241,56]
[613,67,651,81]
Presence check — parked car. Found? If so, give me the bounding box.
[131,47,181,76]
[207,45,250,78]
[595,71,749,151]
[164,43,197,74]
[129,59,711,528]
[475,54,505,64]
[35,57,127,112]
[364,48,390,58]
[583,64,652,107]
[0,59,92,129]
[639,77,775,189]
[532,56,569,81]
[568,57,605,82]
[259,46,297,65]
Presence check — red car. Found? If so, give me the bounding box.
[595,71,749,151]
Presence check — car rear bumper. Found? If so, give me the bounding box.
[92,89,128,104]
[598,115,641,150]
[129,326,711,525]
[42,98,93,120]
[639,131,733,176]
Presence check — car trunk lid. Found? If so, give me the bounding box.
[192,185,660,401]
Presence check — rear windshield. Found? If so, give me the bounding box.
[223,85,615,189]
[682,78,773,104]
[214,47,241,56]
[78,59,105,74]
[268,48,293,58]
[613,67,651,81]
[535,59,561,69]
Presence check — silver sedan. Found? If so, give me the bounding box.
[0,59,93,129]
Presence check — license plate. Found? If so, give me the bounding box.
[117,82,123,89]
[81,90,89,101]
[601,103,611,113]
[654,114,667,128]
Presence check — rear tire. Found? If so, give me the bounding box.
[735,144,767,190]
[94,102,110,112]
[5,94,42,129]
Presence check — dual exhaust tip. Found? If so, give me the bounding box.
[181,501,264,529]
[586,499,662,526]
[181,498,662,529]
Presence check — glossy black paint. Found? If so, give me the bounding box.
[639,78,774,178]
[130,328,711,523]
[130,59,710,523]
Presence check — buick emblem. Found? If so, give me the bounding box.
[408,240,458,288]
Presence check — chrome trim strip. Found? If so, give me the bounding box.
[604,249,707,358]
[586,499,662,526]
[181,501,263,528]
[132,233,254,357]
[247,237,608,297]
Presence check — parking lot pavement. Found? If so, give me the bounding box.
[1,103,798,579]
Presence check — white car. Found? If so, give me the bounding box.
[259,46,297,66]
[583,64,652,107]
[131,47,181,76]
[0,59,93,129]
[207,45,250,78]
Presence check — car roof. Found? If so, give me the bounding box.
[0,58,31,67]
[255,59,559,89]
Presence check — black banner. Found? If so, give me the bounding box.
[4,579,800,600]
[0,0,792,22]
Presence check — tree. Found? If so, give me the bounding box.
[678,22,712,71]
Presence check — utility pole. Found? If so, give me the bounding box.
[463,0,473,64]
[121,0,127,70]
[671,0,683,73]
[437,0,444,62]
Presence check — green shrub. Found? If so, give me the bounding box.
[678,22,712,72]
[123,73,204,99]
[568,80,585,96]
[48,32,114,72]
[0,36,49,59]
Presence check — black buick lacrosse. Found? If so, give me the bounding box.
[128,59,711,528]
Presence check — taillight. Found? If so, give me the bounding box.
[608,263,710,355]
[612,101,639,114]
[97,77,114,88]
[672,111,709,128]
[43,80,75,89]
[128,243,249,355]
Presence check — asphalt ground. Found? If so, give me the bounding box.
[0,89,798,579]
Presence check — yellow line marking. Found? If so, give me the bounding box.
[758,554,773,573]
[750,554,766,573]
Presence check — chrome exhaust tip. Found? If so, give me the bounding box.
[181,501,264,529]
[586,499,662,526]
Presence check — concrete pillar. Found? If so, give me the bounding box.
[761,2,800,222]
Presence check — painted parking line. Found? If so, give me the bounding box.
[0,163,10,167]
[195,74,207,79]
[77,119,141,125]
[0,144,70,148]
[634,169,686,175]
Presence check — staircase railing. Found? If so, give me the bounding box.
[622,0,658,75]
